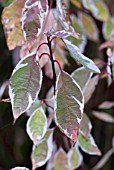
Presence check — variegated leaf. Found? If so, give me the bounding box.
[64,39,100,73]
[55,71,84,143]
[9,52,42,120]
[26,107,47,144]
[71,67,92,92]
[78,133,101,156]
[31,129,53,169]
[22,0,48,41]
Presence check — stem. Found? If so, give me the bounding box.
[39,52,51,60]
[47,36,56,95]
[54,60,62,72]
[50,36,57,43]
[36,42,48,53]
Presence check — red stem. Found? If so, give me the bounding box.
[39,53,51,60]
[54,60,62,72]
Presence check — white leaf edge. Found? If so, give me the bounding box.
[26,107,47,143]
[64,39,100,73]
[9,51,43,119]
[54,71,84,141]
[32,130,53,168]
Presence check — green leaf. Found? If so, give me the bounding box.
[78,133,101,156]
[9,52,42,120]
[31,129,53,169]
[103,17,114,40]
[80,113,92,139]
[71,67,92,92]
[92,1,109,21]
[83,75,99,104]
[54,148,69,170]
[67,144,83,170]
[55,71,84,143]
[64,39,100,73]
[82,0,109,21]
[26,107,47,144]
[27,99,46,116]
[79,13,99,41]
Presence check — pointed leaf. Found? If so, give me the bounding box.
[79,13,99,41]
[78,133,101,156]
[64,39,100,73]
[98,101,114,109]
[80,113,92,139]
[92,111,114,123]
[83,75,99,104]
[26,107,47,144]
[22,0,48,41]
[31,129,53,169]
[54,148,69,170]
[2,0,25,50]
[55,71,84,143]
[67,144,83,170]
[9,52,42,120]
[71,67,92,92]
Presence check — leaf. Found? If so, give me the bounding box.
[83,75,99,104]
[70,0,83,9]
[103,17,114,40]
[91,1,109,22]
[2,0,25,50]
[54,148,69,170]
[80,113,92,139]
[82,0,109,21]
[55,71,84,143]
[71,67,92,92]
[98,101,114,109]
[78,133,101,156]
[92,111,114,123]
[67,144,83,170]
[27,99,46,116]
[68,15,87,53]
[9,52,42,120]
[22,0,48,41]
[79,13,99,41]
[92,148,114,170]
[26,107,47,144]
[64,39,100,73]
[11,167,29,170]
[31,129,53,169]
[56,0,79,39]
